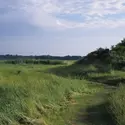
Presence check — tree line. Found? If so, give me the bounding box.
[0,55,82,60]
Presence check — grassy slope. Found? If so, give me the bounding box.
[0,64,105,125]
[50,63,125,125]
[0,63,125,125]
[50,63,125,85]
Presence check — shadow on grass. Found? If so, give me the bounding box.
[88,76,125,86]
[76,102,116,125]
[48,64,110,78]
[48,64,122,86]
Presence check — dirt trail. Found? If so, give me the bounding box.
[67,88,115,125]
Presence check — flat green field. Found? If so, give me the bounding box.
[0,63,124,125]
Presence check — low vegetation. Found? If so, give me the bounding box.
[5,59,66,65]
[1,38,125,125]
[109,85,125,125]
[0,64,103,125]
[49,38,125,125]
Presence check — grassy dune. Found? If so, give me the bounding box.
[50,63,125,125]
[0,64,104,125]
[0,62,125,125]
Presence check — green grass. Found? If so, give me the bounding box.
[49,62,125,125]
[49,63,111,77]
[109,85,125,125]
[0,62,125,125]
[50,63,125,86]
[0,64,104,125]
[4,59,75,66]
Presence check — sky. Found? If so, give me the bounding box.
[0,0,125,56]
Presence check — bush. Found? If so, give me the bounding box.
[5,59,64,65]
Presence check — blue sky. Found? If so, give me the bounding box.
[0,0,125,56]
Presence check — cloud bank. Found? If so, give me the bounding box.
[1,0,125,29]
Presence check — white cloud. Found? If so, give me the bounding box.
[0,0,125,29]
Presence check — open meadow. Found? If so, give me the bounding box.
[0,60,124,125]
[1,38,125,125]
[0,62,105,125]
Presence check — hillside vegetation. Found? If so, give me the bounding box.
[0,64,104,125]
[1,38,125,125]
[51,39,125,83]
[77,38,125,70]
[49,38,125,125]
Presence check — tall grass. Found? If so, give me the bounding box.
[109,85,125,125]
[0,64,100,125]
